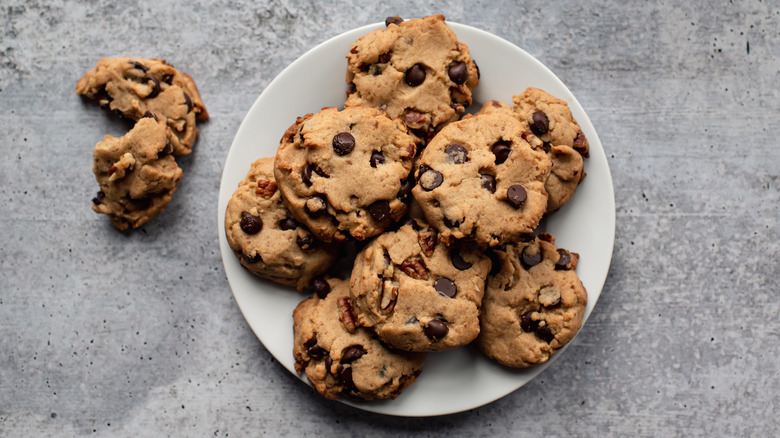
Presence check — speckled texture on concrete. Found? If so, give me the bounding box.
[1,1,778,436]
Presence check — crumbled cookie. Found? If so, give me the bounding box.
[273,106,417,242]
[345,15,479,143]
[511,88,588,211]
[224,157,338,291]
[293,277,426,400]
[76,57,209,155]
[478,234,587,367]
[411,105,552,246]
[350,217,491,352]
[91,117,182,230]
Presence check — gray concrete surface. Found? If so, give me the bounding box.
[1,0,778,436]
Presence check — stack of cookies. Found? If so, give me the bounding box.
[224,15,589,401]
[77,57,208,230]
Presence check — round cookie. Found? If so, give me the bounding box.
[345,15,480,143]
[411,107,552,247]
[224,157,338,291]
[273,106,417,242]
[91,117,182,230]
[293,277,426,401]
[349,217,492,352]
[76,57,209,156]
[478,233,587,368]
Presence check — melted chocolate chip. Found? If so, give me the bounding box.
[341,346,366,364]
[535,323,555,343]
[520,310,538,333]
[92,191,105,205]
[142,111,157,121]
[370,151,386,167]
[521,246,542,269]
[506,185,527,209]
[397,174,415,200]
[434,277,457,298]
[183,93,193,113]
[385,16,403,26]
[445,144,468,164]
[143,76,160,98]
[480,173,496,193]
[530,111,549,136]
[368,200,391,222]
[450,249,472,270]
[239,211,262,234]
[419,166,443,191]
[492,141,511,164]
[405,64,426,87]
[424,320,449,340]
[158,139,173,158]
[129,61,149,72]
[279,217,298,230]
[447,62,468,85]
[296,234,315,250]
[161,73,173,85]
[379,51,392,63]
[311,277,330,298]
[443,216,460,229]
[304,195,328,217]
[301,163,328,186]
[333,132,355,155]
[339,366,354,387]
[242,252,262,264]
[555,249,572,270]
[307,344,325,359]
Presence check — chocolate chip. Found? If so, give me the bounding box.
[339,366,354,387]
[143,76,160,98]
[379,51,392,63]
[158,139,173,158]
[370,151,386,167]
[311,277,330,298]
[142,111,157,121]
[341,346,366,364]
[308,344,325,359]
[241,252,262,264]
[279,217,298,230]
[368,200,391,222]
[535,323,555,343]
[506,185,527,209]
[304,195,328,217]
[397,174,414,200]
[418,166,442,191]
[434,277,457,298]
[530,111,549,136]
[129,61,149,72]
[297,234,315,250]
[492,141,511,164]
[424,320,449,340]
[92,191,105,205]
[555,249,572,270]
[480,174,496,193]
[447,62,468,85]
[239,211,262,234]
[332,132,355,155]
[520,310,538,333]
[450,249,472,270]
[405,64,426,87]
[324,356,333,371]
[183,93,193,113]
[445,144,468,164]
[161,73,173,85]
[521,246,542,269]
[370,64,383,76]
[443,216,460,229]
[385,15,403,26]
[301,163,328,186]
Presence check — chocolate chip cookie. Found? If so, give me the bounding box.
[273,106,417,242]
[293,277,426,400]
[91,117,182,230]
[345,15,479,143]
[76,57,209,156]
[478,233,587,367]
[512,88,588,212]
[411,105,552,247]
[349,217,491,352]
[224,157,338,291]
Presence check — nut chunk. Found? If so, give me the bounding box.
[91,117,182,230]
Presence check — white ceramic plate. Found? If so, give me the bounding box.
[218,21,615,417]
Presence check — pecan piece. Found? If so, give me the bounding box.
[255,179,277,199]
[417,227,438,257]
[399,257,429,280]
[337,296,357,333]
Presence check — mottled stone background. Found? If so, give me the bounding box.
[1,1,777,436]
